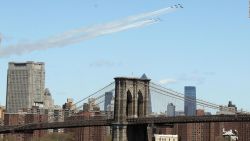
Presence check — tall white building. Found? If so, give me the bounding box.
[166,103,175,117]
[6,61,45,113]
[44,88,54,109]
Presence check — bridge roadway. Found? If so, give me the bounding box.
[1,115,250,134]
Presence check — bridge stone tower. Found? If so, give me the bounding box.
[112,77,150,141]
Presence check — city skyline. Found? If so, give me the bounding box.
[1,75,249,141]
[0,0,250,112]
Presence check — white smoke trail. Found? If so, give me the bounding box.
[0,33,2,47]
[0,6,179,57]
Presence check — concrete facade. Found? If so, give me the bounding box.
[6,61,45,113]
[167,103,175,117]
[43,88,54,109]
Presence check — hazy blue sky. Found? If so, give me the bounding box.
[0,0,249,111]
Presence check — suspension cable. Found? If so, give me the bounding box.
[151,82,219,108]
[150,82,249,113]
[136,81,220,110]
[150,86,219,109]
[74,88,115,111]
[150,84,219,109]
[71,81,115,110]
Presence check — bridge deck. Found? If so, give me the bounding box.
[127,115,250,125]
[1,115,250,133]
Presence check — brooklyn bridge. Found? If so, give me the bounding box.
[1,76,250,141]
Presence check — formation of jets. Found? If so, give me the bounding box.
[171,4,183,8]
[149,4,183,23]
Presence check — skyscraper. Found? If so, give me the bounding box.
[6,61,45,113]
[167,103,175,117]
[43,88,54,109]
[104,92,113,111]
[184,86,196,116]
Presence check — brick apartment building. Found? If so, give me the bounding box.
[156,122,250,141]
[65,111,109,141]
[4,112,48,141]
[4,113,25,141]
[24,113,48,141]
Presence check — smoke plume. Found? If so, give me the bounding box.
[0,6,178,57]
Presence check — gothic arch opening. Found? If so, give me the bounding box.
[126,90,133,117]
[137,90,143,117]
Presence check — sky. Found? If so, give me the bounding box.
[0,0,250,112]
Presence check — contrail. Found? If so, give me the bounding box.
[0,33,2,47]
[0,5,180,57]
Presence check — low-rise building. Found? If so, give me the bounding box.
[65,111,108,141]
[217,106,236,115]
[64,99,108,141]
[4,106,49,141]
[196,109,205,116]
[175,110,185,116]
[217,101,237,115]
[24,113,48,140]
[0,106,5,126]
[62,98,76,118]
[154,134,178,141]
[0,106,5,119]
